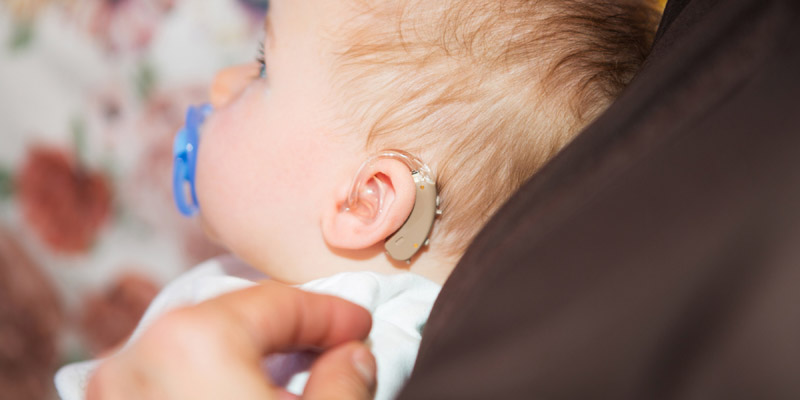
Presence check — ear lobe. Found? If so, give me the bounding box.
[322,158,417,251]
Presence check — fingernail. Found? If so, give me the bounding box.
[351,347,376,386]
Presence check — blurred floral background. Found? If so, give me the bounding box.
[0,0,266,398]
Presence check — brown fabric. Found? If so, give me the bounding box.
[399,0,800,398]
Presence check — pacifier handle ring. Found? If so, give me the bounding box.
[172,103,212,217]
[173,157,197,216]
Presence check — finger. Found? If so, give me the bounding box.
[186,281,372,359]
[276,389,300,400]
[277,389,301,400]
[303,342,377,400]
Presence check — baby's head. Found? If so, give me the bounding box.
[193,0,660,284]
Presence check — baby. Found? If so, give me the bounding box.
[57,0,660,398]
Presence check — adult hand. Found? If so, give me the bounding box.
[86,281,376,400]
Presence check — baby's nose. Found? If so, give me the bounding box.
[209,63,260,108]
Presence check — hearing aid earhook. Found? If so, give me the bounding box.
[345,150,441,262]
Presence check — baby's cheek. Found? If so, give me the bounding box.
[196,213,220,243]
[195,121,230,226]
[195,130,215,198]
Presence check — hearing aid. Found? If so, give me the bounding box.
[346,150,441,262]
[173,103,212,217]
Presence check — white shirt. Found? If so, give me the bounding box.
[55,255,441,400]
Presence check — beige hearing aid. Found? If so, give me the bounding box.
[346,150,441,261]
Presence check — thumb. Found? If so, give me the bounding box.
[303,341,376,400]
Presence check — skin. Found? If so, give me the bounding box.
[196,0,457,285]
[86,281,376,400]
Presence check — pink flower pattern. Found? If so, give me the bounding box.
[0,1,264,397]
[81,0,176,53]
[79,272,160,356]
[0,229,63,400]
[18,147,112,254]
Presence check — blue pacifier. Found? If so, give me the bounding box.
[173,103,213,217]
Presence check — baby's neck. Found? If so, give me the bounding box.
[322,245,457,286]
[249,238,458,286]
[406,255,457,285]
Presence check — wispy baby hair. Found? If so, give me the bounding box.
[330,0,661,256]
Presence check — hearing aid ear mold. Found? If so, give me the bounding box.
[346,150,440,262]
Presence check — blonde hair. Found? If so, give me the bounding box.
[329,0,660,256]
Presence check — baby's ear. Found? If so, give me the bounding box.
[321,158,416,250]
